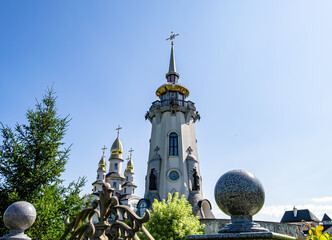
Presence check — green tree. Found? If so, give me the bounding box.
[0,89,87,239]
[139,193,205,240]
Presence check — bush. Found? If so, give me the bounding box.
[140,193,204,240]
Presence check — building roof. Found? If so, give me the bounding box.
[156,83,189,98]
[110,136,123,160]
[105,171,125,180]
[186,154,197,162]
[322,214,332,232]
[92,180,104,185]
[122,182,137,188]
[280,209,320,223]
[166,44,179,79]
[98,155,106,171]
[322,213,332,222]
[150,153,161,162]
[118,194,140,201]
[324,225,332,233]
[125,157,134,174]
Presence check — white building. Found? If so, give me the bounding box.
[92,133,140,212]
[138,35,214,219]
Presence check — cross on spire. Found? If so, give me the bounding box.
[116,125,122,137]
[166,31,179,45]
[129,148,134,159]
[101,145,107,156]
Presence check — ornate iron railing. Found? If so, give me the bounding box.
[60,183,154,240]
[149,100,196,111]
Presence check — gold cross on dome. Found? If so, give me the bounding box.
[101,145,107,156]
[116,125,122,137]
[129,148,134,159]
[166,31,179,45]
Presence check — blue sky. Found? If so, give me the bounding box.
[1,1,332,221]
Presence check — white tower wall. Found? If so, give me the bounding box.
[142,40,214,219]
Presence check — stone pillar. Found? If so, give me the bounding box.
[0,201,36,240]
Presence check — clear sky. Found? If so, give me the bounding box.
[1,1,332,222]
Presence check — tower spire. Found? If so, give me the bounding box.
[168,44,177,74]
[166,31,180,82]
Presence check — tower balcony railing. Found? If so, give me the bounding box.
[149,99,196,111]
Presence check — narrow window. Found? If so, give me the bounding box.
[113,182,116,188]
[126,176,128,181]
[169,132,178,156]
[124,188,127,193]
[114,163,118,170]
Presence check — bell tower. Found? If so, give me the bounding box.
[143,33,214,218]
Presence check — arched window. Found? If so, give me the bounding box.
[169,132,178,156]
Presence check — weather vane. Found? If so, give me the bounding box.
[116,125,122,137]
[101,145,107,156]
[166,31,179,45]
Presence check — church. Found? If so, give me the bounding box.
[91,129,141,211]
[92,32,214,219]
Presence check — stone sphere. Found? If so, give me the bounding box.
[3,201,36,230]
[214,169,265,217]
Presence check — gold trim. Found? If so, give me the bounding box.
[156,83,189,98]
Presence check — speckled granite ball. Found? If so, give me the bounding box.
[3,201,36,231]
[214,169,265,217]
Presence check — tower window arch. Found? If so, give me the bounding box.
[169,132,178,156]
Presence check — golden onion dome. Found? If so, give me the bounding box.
[98,155,106,171]
[156,83,189,98]
[110,136,123,160]
[126,159,134,172]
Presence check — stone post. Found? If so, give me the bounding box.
[186,170,296,240]
[0,201,36,240]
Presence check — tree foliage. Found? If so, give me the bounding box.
[0,89,86,239]
[139,193,204,240]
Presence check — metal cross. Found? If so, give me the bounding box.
[101,145,107,156]
[166,31,179,45]
[129,148,134,159]
[154,146,160,154]
[187,146,193,155]
[116,125,122,137]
